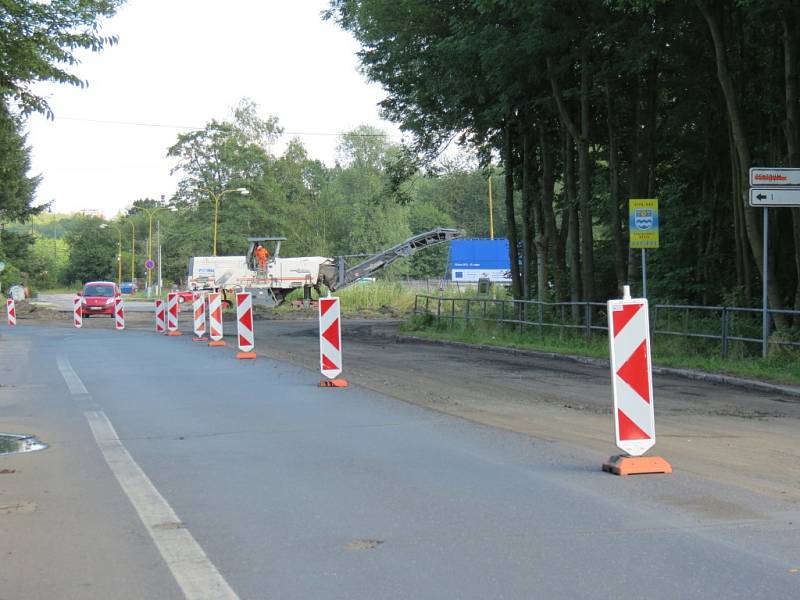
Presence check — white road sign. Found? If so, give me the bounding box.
[749,187,800,207]
[750,167,800,187]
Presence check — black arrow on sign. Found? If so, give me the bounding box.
[757,193,767,201]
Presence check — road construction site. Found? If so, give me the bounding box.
[2,299,799,598]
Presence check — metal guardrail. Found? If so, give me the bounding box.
[413,295,800,359]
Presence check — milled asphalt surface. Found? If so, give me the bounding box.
[1,322,800,598]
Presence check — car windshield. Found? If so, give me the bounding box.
[84,285,114,297]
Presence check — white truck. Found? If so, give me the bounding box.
[185,228,465,307]
[187,255,251,292]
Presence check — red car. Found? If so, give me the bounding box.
[174,290,194,304]
[80,281,120,317]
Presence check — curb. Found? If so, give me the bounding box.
[396,333,800,400]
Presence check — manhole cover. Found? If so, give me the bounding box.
[0,433,48,456]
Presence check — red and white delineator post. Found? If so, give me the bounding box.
[154,299,165,333]
[114,296,125,330]
[73,295,82,328]
[6,298,16,326]
[166,292,181,336]
[318,295,347,387]
[207,292,225,347]
[192,292,207,342]
[603,285,671,476]
[235,292,256,359]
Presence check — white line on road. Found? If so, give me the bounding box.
[56,354,88,395]
[86,410,239,600]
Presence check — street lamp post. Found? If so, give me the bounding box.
[127,220,135,286]
[197,187,249,256]
[141,202,175,290]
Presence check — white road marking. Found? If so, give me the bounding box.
[86,410,239,600]
[56,354,88,395]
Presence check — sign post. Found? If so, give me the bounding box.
[154,299,165,333]
[318,295,348,387]
[192,292,207,342]
[748,168,800,357]
[235,292,256,359]
[603,286,671,476]
[114,296,125,330]
[629,199,659,298]
[207,292,225,347]
[73,295,83,328]
[6,298,15,326]
[166,292,181,336]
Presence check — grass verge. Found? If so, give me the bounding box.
[274,281,418,317]
[402,315,800,386]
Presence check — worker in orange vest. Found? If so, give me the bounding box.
[254,242,269,273]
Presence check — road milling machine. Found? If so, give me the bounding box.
[186,227,465,307]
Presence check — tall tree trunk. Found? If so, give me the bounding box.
[781,7,800,315]
[605,79,626,291]
[504,117,523,300]
[540,125,567,301]
[564,129,581,320]
[532,135,547,303]
[696,0,786,328]
[521,122,536,300]
[729,120,752,303]
[628,60,658,292]
[646,60,659,197]
[578,50,595,301]
[548,53,594,301]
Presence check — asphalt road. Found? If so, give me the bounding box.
[1,321,799,599]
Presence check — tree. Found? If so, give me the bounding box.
[0,102,41,223]
[325,0,800,317]
[0,0,124,118]
[61,217,116,284]
[0,101,42,281]
[168,99,282,257]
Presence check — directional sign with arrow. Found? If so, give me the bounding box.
[749,187,800,207]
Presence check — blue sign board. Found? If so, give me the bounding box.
[448,239,511,283]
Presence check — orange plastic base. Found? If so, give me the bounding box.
[192,337,206,342]
[602,455,672,476]
[236,351,257,360]
[319,379,349,388]
[208,340,226,347]
[166,331,182,337]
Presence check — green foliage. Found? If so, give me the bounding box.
[0,261,22,291]
[334,280,418,313]
[324,0,800,313]
[61,217,117,284]
[26,236,69,287]
[0,103,41,224]
[0,0,124,117]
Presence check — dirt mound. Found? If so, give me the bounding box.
[13,301,65,321]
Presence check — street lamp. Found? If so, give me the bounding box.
[126,220,135,286]
[140,203,177,290]
[197,186,249,256]
[99,223,123,284]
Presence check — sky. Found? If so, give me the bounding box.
[25,0,399,218]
